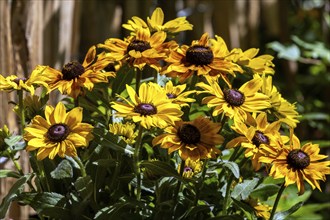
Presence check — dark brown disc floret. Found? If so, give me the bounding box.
[62,61,85,80]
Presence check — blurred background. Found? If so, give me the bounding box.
[0,0,329,219]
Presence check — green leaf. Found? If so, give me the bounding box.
[93,127,134,155]
[183,205,210,218]
[140,160,186,182]
[267,42,301,61]
[210,214,245,220]
[273,201,304,220]
[231,178,259,200]
[74,176,93,201]
[92,158,117,167]
[231,197,255,220]
[111,64,135,97]
[16,192,65,213]
[4,135,25,151]
[250,184,280,201]
[0,170,21,179]
[222,161,240,179]
[94,201,137,220]
[0,174,30,218]
[50,159,73,179]
[291,202,330,219]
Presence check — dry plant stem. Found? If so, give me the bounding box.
[172,159,185,219]
[73,156,87,177]
[269,182,286,220]
[194,159,209,206]
[134,124,144,202]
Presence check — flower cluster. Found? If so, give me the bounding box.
[0,7,329,220]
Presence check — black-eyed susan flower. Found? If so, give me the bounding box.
[24,102,94,160]
[0,66,48,95]
[98,29,173,72]
[122,7,193,35]
[152,116,224,160]
[111,82,183,129]
[163,33,242,84]
[40,46,115,98]
[226,112,287,171]
[162,80,196,107]
[109,122,138,145]
[197,78,271,123]
[259,134,330,195]
[257,75,300,128]
[229,48,275,75]
[180,158,203,178]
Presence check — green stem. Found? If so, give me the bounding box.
[17,90,25,133]
[194,159,208,206]
[269,183,286,220]
[134,124,144,202]
[73,156,86,177]
[222,175,234,215]
[172,159,185,218]
[136,68,142,92]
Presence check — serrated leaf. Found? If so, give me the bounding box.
[50,159,73,179]
[0,170,21,179]
[0,175,30,218]
[222,161,240,179]
[273,201,304,220]
[231,178,259,200]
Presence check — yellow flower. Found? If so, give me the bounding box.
[24,102,94,160]
[122,7,193,35]
[152,116,224,160]
[246,198,272,220]
[162,80,196,107]
[109,122,137,145]
[0,125,10,152]
[147,7,193,34]
[163,33,242,84]
[258,75,300,128]
[197,78,271,123]
[111,82,183,129]
[98,29,173,72]
[259,134,330,195]
[179,158,203,178]
[40,46,115,98]
[229,48,275,75]
[0,66,48,95]
[226,112,286,171]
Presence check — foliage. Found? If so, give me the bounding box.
[0,6,329,220]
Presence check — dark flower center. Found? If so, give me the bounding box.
[13,77,27,85]
[62,61,85,80]
[178,124,201,145]
[166,93,177,99]
[103,63,116,72]
[287,149,310,170]
[134,103,157,116]
[252,131,270,147]
[223,89,245,106]
[185,45,214,66]
[127,40,151,53]
[46,124,70,142]
[184,167,193,172]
